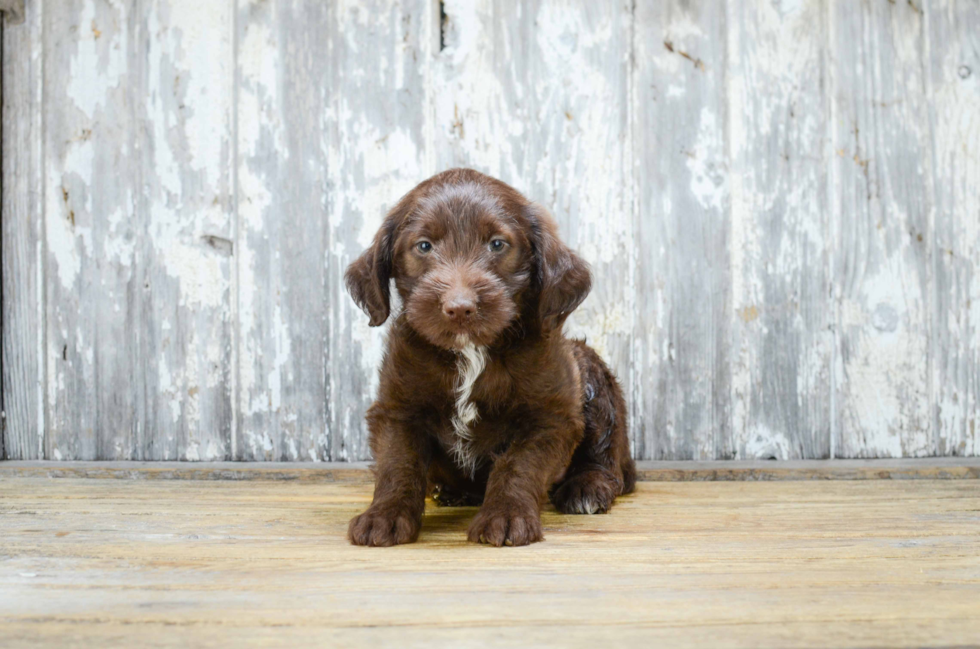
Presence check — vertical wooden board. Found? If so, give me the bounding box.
[830,0,933,457]
[237,0,429,460]
[727,0,833,459]
[37,0,234,460]
[1,20,2,459]
[632,1,732,460]
[433,0,635,451]
[326,0,431,460]
[41,0,141,459]
[515,1,635,449]
[927,0,979,456]
[235,0,329,460]
[138,0,235,460]
[430,0,513,176]
[1,4,44,459]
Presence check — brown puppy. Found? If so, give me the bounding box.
[345,168,635,547]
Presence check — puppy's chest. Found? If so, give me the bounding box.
[441,346,514,475]
[444,351,512,416]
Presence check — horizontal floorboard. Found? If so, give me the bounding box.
[1,477,978,648]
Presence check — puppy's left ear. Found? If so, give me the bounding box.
[525,203,592,329]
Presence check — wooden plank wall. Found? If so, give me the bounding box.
[1,0,977,461]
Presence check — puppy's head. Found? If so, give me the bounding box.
[345,169,591,350]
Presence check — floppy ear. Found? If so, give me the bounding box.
[525,203,592,329]
[344,200,410,327]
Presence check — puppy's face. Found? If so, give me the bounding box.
[346,169,592,350]
[394,186,531,349]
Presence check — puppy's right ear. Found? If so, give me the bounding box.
[345,199,411,327]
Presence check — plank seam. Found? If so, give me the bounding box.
[826,0,839,460]
[1,17,5,461]
[626,0,639,464]
[36,0,46,460]
[922,0,938,455]
[231,0,240,462]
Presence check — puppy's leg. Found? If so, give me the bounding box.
[467,416,582,547]
[348,408,431,547]
[551,341,636,515]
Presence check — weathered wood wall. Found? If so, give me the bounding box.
[2,0,977,461]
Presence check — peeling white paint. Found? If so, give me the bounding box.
[686,108,727,212]
[744,427,793,460]
[45,184,81,291]
[66,1,126,119]
[7,0,979,462]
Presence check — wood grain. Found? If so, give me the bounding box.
[1,477,978,648]
[830,0,934,458]
[728,0,833,460]
[235,0,428,461]
[1,3,44,459]
[927,0,979,457]
[325,0,430,461]
[235,0,334,461]
[5,1,236,460]
[633,1,732,460]
[41,0,138,460]
[137,0,236,461]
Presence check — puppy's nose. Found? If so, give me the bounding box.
[443,293,477,322]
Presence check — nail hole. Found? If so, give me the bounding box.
[201,235,234,256]
[438,0,447,52]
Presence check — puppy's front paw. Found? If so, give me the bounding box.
[467,503,542,547]
[348,507,420,547]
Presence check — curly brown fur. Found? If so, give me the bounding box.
[345,168,635,547]
[550,341,636,514]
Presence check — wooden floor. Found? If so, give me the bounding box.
[1,473,979,648]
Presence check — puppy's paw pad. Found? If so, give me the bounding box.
[348,508,420,547]
[467,506,542,547]
[552,471,619,515]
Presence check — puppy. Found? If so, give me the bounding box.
[345,168,635,547]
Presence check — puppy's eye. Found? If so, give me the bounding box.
[416,241,432,254]
[489,239,507,252]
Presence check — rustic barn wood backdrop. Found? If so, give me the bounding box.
[1,0,977,462]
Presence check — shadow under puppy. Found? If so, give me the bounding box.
[345,168,635,547]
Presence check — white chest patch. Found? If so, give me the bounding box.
[450,337,488,477]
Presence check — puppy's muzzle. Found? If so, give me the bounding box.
[442,287,478,324]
